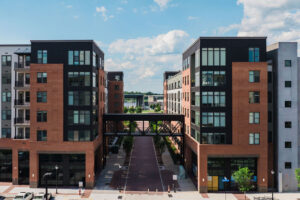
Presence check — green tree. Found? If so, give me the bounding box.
[155,104,161,112]
[129,106,135,113]
[295,168,300,189]
[124,107,128,113]
[136,106,142,113]
[232,167,254,199]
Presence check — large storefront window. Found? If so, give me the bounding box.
[0,150,12,182]
[39,154,85,187]
[207,158,257,192]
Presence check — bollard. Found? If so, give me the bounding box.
[79,188,81,195]
[168,185,170,193]
[148,188,149,193]
[156,188,158,192]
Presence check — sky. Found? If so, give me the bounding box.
[0,0,299,93]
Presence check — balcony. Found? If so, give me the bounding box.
[14,117,24,124]
[14,81,30,90]
[14,62,30,70]
[15,99,24,106]
[14,99,30,107]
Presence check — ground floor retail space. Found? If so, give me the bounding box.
[0,146,103,188]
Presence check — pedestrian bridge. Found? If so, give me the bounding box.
[103,113,185,137]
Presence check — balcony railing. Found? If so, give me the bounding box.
[14,62,30,69]
[15,81,25,87]
[15,99,25,105]
[14,117,24,124]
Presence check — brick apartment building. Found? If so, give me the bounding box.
[107,71,124,113]
[164,37,271,192]
[0,40,123,188]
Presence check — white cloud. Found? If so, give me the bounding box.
[106,30,190,92]
[154,0,172,10]
[188,16,198,20]
[96,6,114,21]
[73,15,79,19]
[66,5,72,8]
[218,0,300,55]
[117,7,123,11]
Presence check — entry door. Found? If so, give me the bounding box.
[18,151,29,185]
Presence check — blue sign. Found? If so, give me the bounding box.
[222,177,230,182]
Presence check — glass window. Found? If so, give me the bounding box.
[208,48,213,66]
[285,60,292,67]
[80,51,84,65]
[37,130,47,141]
[249,133,260,144]
[249,71,260,83]
[42,50,47,64]
[285,81,292,88]
[285,162,292,169]
[2,92,11,102]
[68,110,90,125]
[249,112,260,124]
[25,55,30,66]
[213,71,226,86]
[249,48,259,62]
[1,128,11,138]
[1,55,12,67]
[214,48,220,66]
[285,141,292,148]
[285,101,292,108]
[195,92,200,106]
[202,48,207,66]
[93,73,96,87]
[220,48,226,66]
[68,51,73,65]
[2,110,11,120]
[37,72,47,83]
[195,72,200,87]
[37,91,47,103]
[195,49,200,67]
[37,111,47,122]
[25,73,30,84]
[2,74,11,84]
[93,52,97,67]
[68,130,91,141]
[249,91,260,103]
[202,71,213,86]
[37,50,43,64]
[85,51,90,65]
[285,121,292,128]
[68,72,90,87]
[202,112,225,127]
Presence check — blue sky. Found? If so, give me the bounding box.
[0,0,299,93]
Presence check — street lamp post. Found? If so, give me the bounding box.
[271,169,275,200]
[55,165,59,194]
[43,172,52,198]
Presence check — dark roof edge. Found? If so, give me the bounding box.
[0,44,30,47]
[182,36,267,55]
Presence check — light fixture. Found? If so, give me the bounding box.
[88,174,91,178]
[263,178,265,182]
[202,178,205,182]
[32,173,35,177]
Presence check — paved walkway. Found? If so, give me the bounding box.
[125,137,163,192]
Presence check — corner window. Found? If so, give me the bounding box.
[249,112,260,124]
[249,71,260,82]
[285,60,291,67]
[37,111,47,122]
[37,50,47,64]
[37,91,47,103]
[285,81,292,88]
[249,91,260,104]
[201,48,226,66]
[1,55,12,67]
[68,110,90,125]
[37,130,47,141]
[37,72,47,83]
[249,133,260,144]
[249,48,259,62]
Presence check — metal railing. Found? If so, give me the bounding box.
[15,99,25,105]
[14,117,24,124]
[15,80,25,87]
